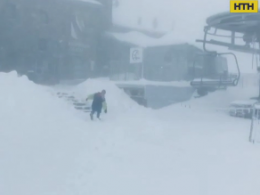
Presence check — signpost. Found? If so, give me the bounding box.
[130,47,144,78]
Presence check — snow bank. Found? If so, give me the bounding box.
[2,72,260,195]
[78,0,101,5]
[60,78,144,117]
[106,31,189,47]
[70,86,260,195]
[160,84,259,115]
[190,86,259,108]
[0,71,86,195]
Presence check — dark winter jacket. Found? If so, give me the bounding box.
[87,92,107,110]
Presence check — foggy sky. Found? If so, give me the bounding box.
[113,0,258,73]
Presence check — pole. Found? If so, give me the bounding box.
[141,62,144,79]
[259,72,260,99]
[249,103,256,143]
[258,54,260,100]
[141,49,144,79]
[258,42,260,100]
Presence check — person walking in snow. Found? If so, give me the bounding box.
[86,90,107,120]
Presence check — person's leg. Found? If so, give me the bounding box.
[90,110,96,120]
[96,107,102,119]
[97,111,101,119]
[90,103,96,120]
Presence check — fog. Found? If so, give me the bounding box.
[114,0,257,73]
[0,0,257,84]
[2,1,260,195]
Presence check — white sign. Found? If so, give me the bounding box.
[130,47,143,64]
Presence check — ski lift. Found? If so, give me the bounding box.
[190,26,241,96]
[190,51,240,88]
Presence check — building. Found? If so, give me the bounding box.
[0,0,112,84]
[97,30,229,108]
[102,31,228,82]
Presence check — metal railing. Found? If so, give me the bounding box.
[249,103,260,143]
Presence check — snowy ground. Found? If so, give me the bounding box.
[1,72,260,195]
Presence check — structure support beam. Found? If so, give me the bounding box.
[196,39,260,54]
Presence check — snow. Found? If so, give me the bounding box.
[78,0,102,5]
[114,78,191,87]
[254,104,260,109]
[54,78,143,117]
[192,78,229,81]
[2,72,260,195]
[0,72,87,195]
[106,31,189,47]
[230,100,257,106]
[112,0,229,38]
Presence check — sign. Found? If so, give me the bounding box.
[230,1,258,13]
[130,47,143,64]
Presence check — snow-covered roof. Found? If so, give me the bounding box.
[77,0,102,6]
[114,79,191,88]
[192,78,220,82]
[106,31,188,48]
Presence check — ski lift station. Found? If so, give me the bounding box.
[102,30,231,108]
[0,0,241,110]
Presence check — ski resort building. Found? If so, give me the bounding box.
[103,31,228,82]
[100,30,229,108]
[0,0,112,84]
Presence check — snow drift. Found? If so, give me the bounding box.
[2,72,260,195]
[56,78,144,117]
[159,84,259,115]
[0,71,87,195]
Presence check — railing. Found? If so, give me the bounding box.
[249,103,260,143]
[190,78,237,88]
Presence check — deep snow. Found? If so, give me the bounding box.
[1,72,260,195]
